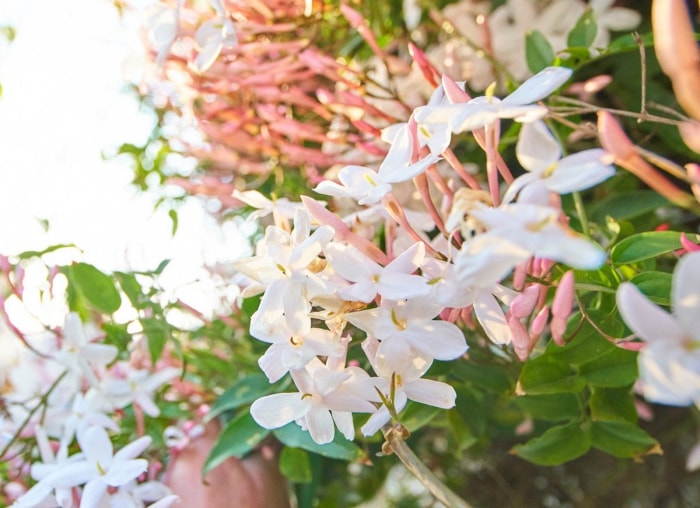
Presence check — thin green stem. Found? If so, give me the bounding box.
[572,191,590,236]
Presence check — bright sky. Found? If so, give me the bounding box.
[0,0,250,290]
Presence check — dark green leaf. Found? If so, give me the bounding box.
[567,9,597,48]
[590,420,660,458]
[399,402,441,432]
[273,423,364,461]
[589,386,637,422]
[68,262,121,314]
[547,316,616,365]
[208,374,276,421]
[279,447,313,484]
[451,362,513,393]
[590,191,670,223]
[525,30,555,74]
[204,412,270,474]
[630,271,672,306]
[579,347,638,387]
[514,394,581,421]
[519,356,586,395]
[511,420,591,465]
[611,231,682,265]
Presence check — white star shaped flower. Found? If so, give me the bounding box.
[617,252,700,407]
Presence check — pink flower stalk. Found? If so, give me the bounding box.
[598,111,698,210]
[143,0,412,197]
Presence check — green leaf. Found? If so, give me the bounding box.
[514,393,581,421]
[447,409,479,454]
[207,374,276,421]
[168,209,179,235]
[16,243,77,260]
[590,420,661,458]
[203,412,270,474]
[589,386,637,422]
[579,347,638,387]
[451,362,513,393]
[398,402,441,432]
[279,447,313,484]
[141,317,170,365]
[567,8,597,48]
[630,271,672,306]
[115,272,147,309]
[590,191,670,223]
[611,231,682,265]
[519,356,586,395]
[511,420,591,465]
[273,423,364,461]
[547,316,616,365]
[67,262,121,314]
[525,30,555,74]
[571,266,620,291]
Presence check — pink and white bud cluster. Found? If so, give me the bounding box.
[237,66,616,444]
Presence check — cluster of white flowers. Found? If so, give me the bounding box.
[235,66,616,444]
[1,300,179,507]
[408,0,641,92]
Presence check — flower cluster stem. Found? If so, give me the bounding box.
[383,424,471,508]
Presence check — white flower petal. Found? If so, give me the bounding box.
[403,379,456,409]
[250,393,311,429]
[617,283,685,345]
[672,252,700,338]
[503,66,573,105]
[104,459,149,487]
[305,406,335,444]
[516,121,561,171]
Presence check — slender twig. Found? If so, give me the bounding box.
[0,371,68,460]
[383,424,471,508]
[550,97,686,126]
[634,32,649,120]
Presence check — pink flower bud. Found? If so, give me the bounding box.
[680,232,700,253]
[530,306,549,337]
[509,314,532,361]
[552,271,575,320]
[510,284,541,319]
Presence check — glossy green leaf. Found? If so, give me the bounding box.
[519,356,586,395]
[68,262,121,314]
[207,374,276,421]
[511,420,591,465]
[589,386,637,422]
[514,393,581,421]
[279,447,313,484]
[525,30,555,74]
[114,272,147,309]
[204,412,270,475]
[572,266,620,291]
[611,231,682,265]
[567,8,597,48]
[590,420,660,458]
[273,423,364,462]
[590,191,670,222]
[579,347,638,387]
[630,271,672,306]
[447,409,479,454]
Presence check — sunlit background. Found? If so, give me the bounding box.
[0,0,251,315]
